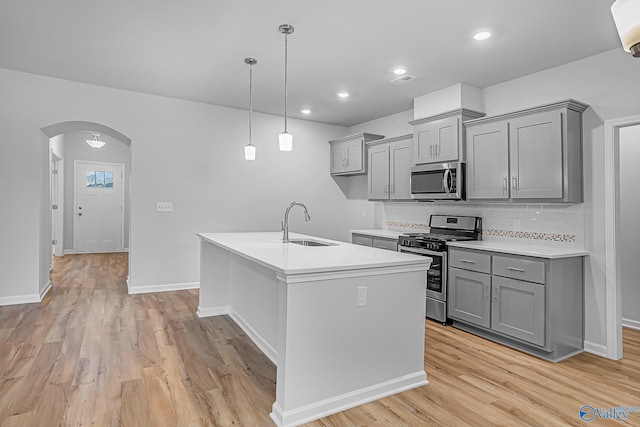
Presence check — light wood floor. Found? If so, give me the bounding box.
[0,253,639,426]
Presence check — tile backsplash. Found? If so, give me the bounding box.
[379,202,584,247]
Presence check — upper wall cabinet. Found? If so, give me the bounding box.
[329,133,384,176]
[465,99,589,203]
[409,109,485,165]
[367,134,413,201]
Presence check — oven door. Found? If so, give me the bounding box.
[399,246,447,301]
[410,162,464,200]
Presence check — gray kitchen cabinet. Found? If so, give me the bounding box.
[351,233,398,251]
[366,134,413,201]
[329,133,384,175]
[448,247,584,362]
[409,109,485,165]
[466,121,510,199]
[465,99,588,203]
[448,268,491,328]
[491,276,545,346]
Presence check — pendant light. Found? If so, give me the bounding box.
[244,58,257,160]
[86,132,106,149]
[278,24,294,151]
[611,0,640,57]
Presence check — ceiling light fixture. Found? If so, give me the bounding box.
[86,132,106,149]
[279,24,294,151]
[393,67,407,75]
[611,0,640,57]
[473,31,492,41]
[244,57,257,161]
[301,109,311,115]
[337,91,350,98]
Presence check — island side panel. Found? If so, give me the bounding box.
[197,240,232,317]
[272,267,428,426]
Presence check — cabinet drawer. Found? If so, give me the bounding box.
[372,237,398,251]
[352,234,373,247]
[449,249,491,274]
[493,255,545,284]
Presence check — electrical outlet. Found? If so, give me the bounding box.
[156,202,173,212]
[357,286,367,307]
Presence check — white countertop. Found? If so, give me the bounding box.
[447,240,588,259]
[198,232,430,275]
[350,229,405,239]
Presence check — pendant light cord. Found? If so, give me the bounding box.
[249,63,253,145]
[284,33,288,133]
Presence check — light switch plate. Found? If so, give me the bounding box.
[156,202,173,212]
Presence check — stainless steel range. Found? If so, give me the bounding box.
[398,215,482,324]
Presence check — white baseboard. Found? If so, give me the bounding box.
[63,249,129,255]
[128,282,199,295]
[270,371,428,427]
[197,306,230,318]
[622,318,640,330]
[0,293,41,306]
[229,310,278,365]
[40,281,52,300]
[584,340,608,358]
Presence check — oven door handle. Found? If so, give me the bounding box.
[442,168,452,194]
[399,246,441,257]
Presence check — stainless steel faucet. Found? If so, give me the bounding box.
[282,202,311,243]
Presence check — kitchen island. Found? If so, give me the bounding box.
[197,232,431,427]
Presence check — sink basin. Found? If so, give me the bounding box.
[289,239,336,247]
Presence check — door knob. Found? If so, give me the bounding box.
[78,213,83,216]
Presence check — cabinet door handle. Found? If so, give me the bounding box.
[493,286,499,302]
[460,259,476,264]
[505,267,525,272]
[435,145,439,157]
[384,184,388,195]
[430,145,433,158]
[484,284,489,300]
[512,175,518,191]
[389,184,394,194]
[503,176,508,192]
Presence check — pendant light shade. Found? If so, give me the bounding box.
[279,132,293,151]
[86,132,106,149]
[611,0,640,57]
[244,57,257,160]
[279,24,294,151]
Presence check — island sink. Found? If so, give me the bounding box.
[288,239,335,247]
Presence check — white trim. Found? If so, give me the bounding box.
[0,293,42,306]
[197,306,230,318]
[604,115,640,360]
[228,310,278,365]
[584,340,608,358]
[73,160,126,253]
[63,249,129,255]
[127,281,199,294]
[269,372,428,427]
[40,280,52,300]
[622,318,640,330]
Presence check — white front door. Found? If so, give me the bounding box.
[74,161,124,253]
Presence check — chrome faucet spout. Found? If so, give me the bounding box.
[282,202,311,243]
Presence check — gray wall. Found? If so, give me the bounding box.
[62,131,131,251]
[620,124,640,329]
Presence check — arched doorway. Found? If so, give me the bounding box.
[40,121,132,287]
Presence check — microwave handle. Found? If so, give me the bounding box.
[442,169,452,194]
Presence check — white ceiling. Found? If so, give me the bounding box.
[0,1,621,127]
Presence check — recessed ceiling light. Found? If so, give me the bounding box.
[301,109,311,115]
[473,31,492,41]
[393,67,407,75]
[337,91,350,98]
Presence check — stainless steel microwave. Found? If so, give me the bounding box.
[410,162,465,200]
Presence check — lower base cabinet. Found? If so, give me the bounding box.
[448,247,583,362]
[351,233,398,251]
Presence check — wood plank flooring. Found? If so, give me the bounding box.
[0,252,639,426]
